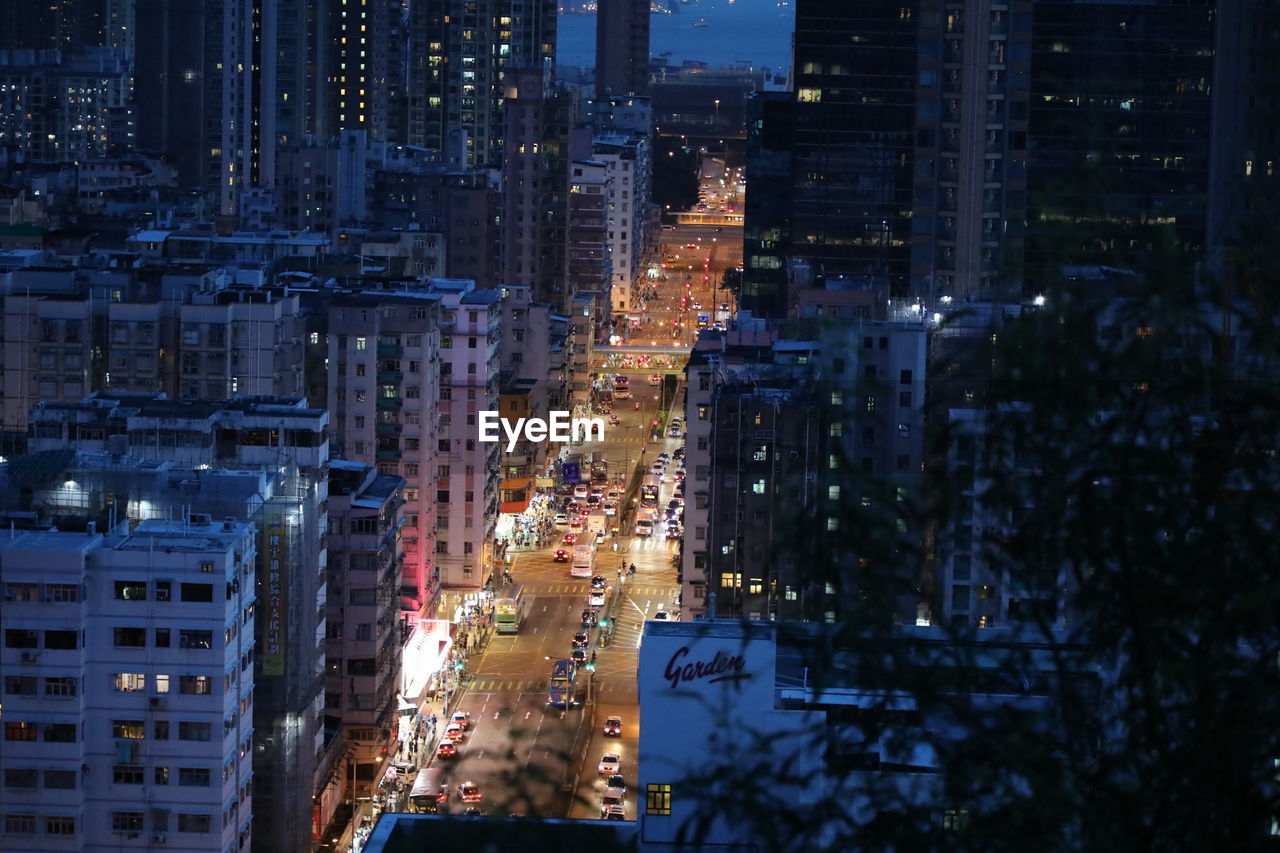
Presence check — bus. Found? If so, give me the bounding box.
[408,767,442,814]
[494,585,528,634]
[640,475,660,509]
[590,452,609,484]
[548,658,577,707]
[570,532,598,578]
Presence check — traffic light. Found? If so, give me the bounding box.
[599,618,608,628]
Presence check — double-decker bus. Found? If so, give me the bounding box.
[547,658,577,707]
[570,532,598,578]
[640,474,660,509]
[494,584,527,634]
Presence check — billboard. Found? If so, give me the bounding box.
[563,462,580,484]
[262,514,287,676]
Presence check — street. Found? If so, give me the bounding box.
[401,162,736,822]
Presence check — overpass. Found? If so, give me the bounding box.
[673,212,743,227]
[591,345,690,375]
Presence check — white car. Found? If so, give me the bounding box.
[554,513,569,526]
[598,753,621,775]
[589,590,606,607]
[574,485,589,498]
[653,607,670,621]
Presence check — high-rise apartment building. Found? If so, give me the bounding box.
[501,68,575,311]
[595,0,649,98]
[0,519,258,852]
[321,461,405,831]
[0,47,135,161]
[433,281,502,600]
[25,393,330,853]
[592,131,652,315]
[216,0,329,215]
[408,0,557,166]
[326,292,443,618]
[746,0,1246,310]
[1,274,306,439]
[681,319,926,622]
[567,158,613,298]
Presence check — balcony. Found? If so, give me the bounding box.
[376,396,403,410]
[376,422,403,435]
[377,342,403,358]
[377,370,404,384]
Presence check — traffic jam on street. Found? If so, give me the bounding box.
[380,167,739,822]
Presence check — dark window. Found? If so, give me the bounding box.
[180,583,213,603]
[43,769,76,789]
[178,767,211,786]
[178,722,211,741]
[43,723,76,742]
[4,768,37,788]
[4,676,36,695]
[5,629,38,648]
[113,627,147,647]
[112,812,144,832]
[44,630,78,650]
[155,628,170,647]
[900,369,913,385]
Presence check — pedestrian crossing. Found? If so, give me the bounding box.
[464,678,632,695]
[522,583,678,597]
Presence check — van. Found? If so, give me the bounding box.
[635,519,653,536]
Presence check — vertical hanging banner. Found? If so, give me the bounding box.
[263,514,288,676]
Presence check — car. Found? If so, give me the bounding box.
[573,631,590,647]
[569,516,584,529]
[590,487,604,497]
[582,609,598,627]
[571,648,587,663]
[562,533,578,546]
[667,426,682,437]
[589,590,606,607]
[435,740,458,759]
[574,484,590,498]
[554,513,569,526]
[667,499,680,510]
[598,753,621,774]
[603,503,617,517]
[603,804,627,821]
[553,549,571,562]
[591,575,607,589]
[648,375,662,386]
[653,608,671,621]
[606,774,626,792]
[666,527,681,540]
[458,781,482,803]
[444,723,465,742]
[464,807,483,816]
[615,389,631,399]
[603,716,623,736]
[600,787,626,817]
[586,495,601,506]
[451,711,472,730]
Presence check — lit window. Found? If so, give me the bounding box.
[752,480,765,494]
[646,783,672,816]
[355,337,367,351]
[828,486,840,500]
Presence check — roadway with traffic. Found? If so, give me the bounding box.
[409,164,736,821]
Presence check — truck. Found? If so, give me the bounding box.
[587,511,608,537]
